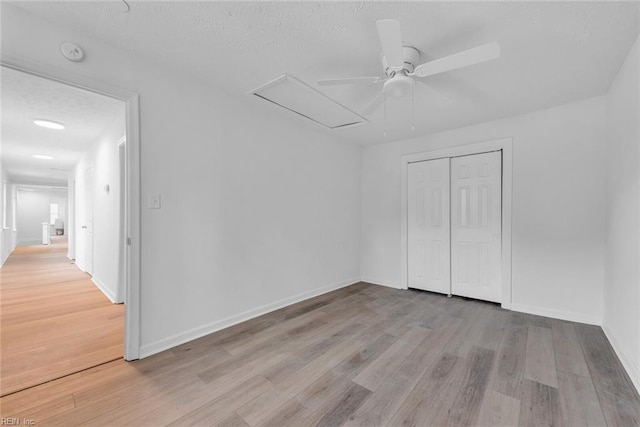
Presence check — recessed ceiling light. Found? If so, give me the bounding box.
[33,119,65,130]
[33,154,55,160]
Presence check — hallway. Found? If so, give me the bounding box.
[0,237,124,396]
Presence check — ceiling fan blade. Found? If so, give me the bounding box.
[416,81,453,106]
[317,77,382,86]
[413,42,500,78]
[376,19,405,69]
[362,91,384,115]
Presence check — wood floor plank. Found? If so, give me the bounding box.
[352,326,431,391]
[236,319,392,424]
[443,346,496,426]
[313,382,371,427]
[346,319,464,426]
[0,238,124,396]
[218,413,250,427]
[296,333,397,412]
[0,359,130,417]
[257,399,310,427]
[557,370,607,426]
[5,393,75,423]
[477,308,509,352]
[271,339,364,397]
[1,283,638,426]
[113,353,291,426]
[168,376,272,426]
[551,319,591,377]
[524,325,559,388]
[519,379,560,427]
[488,324,528,398]
[441,302,493,358]
[260,322,366,386]
[575,323,640,426]
[476,389,521,427]
[511,311,553,329]
[72,347,230,409]
[84,378,206,427]
[222,309,328,355]
[42,371,205,425]
[388,352,466,426]
[236,388,292,426]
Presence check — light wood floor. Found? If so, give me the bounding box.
[1,282,639,426]
[0,237,124,396]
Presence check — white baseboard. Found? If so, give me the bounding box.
[509,303,601,325]
[139,277,361,359]
[91,277,118,304]
[360,277,402,289]
[602,324,640,395]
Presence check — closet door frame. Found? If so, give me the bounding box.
[400,137,513,310]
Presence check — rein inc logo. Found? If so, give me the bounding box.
[1,418,35,426]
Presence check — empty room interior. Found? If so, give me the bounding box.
[0,1,639,426]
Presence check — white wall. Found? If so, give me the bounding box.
[139,64,361,356]
[361,96,607,324]
[16,188,67,245]
[604,33,640,392]
[1,5,361,357]
[73,114,125,303]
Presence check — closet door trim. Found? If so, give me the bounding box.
[400,137,513,310]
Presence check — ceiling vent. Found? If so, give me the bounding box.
[249,74,367,129]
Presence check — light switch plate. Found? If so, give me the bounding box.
[148,193,161,209]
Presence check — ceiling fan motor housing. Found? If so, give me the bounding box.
[382,46,420,76]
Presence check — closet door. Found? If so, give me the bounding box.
[450,151,502,302]
[408,158,450,294]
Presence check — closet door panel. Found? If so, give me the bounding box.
[408,158,451,294]
[450,151,502,302]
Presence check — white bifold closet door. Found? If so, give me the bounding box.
[408,151,502,303]
[450,151,502,302]
[408,158,451,294]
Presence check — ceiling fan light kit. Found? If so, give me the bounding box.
[384,75,414,98]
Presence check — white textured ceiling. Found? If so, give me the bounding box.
[8,1,639,145]
[1,66,125,185]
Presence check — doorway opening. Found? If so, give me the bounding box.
[0,61,140,395]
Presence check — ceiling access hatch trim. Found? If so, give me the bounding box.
[249,74,368,129]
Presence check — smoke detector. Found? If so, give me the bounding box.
[60,42,84,62]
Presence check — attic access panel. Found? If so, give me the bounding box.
[249,74,368,129]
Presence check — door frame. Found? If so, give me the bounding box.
[82,166,95,276]
[1,57,142,360]
[400,137,513,309]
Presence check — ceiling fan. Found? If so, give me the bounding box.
[318,19,501,117]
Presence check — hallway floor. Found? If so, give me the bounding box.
[0,237,124,396]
